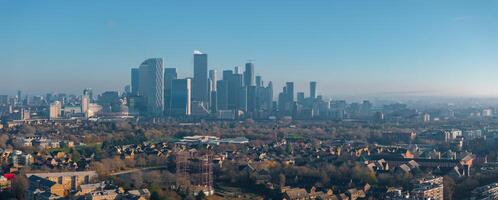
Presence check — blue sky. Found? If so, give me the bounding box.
[1,0,498,98]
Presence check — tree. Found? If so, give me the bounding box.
[71,148,81,162]
[279,173,286,188]
[0,134,9,148]
[11,175,29,199]
[444,176,455,200]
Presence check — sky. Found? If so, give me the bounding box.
[1,0,498,99]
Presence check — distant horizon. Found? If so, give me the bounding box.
[2,1,498,98]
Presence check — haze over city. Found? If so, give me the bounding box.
[1,0,498,98]
[4,1,498,200]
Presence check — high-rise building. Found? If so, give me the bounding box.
[49,101,61,119]
[247,86,257,114]
[138,58,164,115]
[0,95,8,106]
[209,70,217,112]
[17,90,22,106]
[170,78,191,116]
[81,95,89,116]
[216,80,229,110]
[310,81,317,99]
[286,82,294,102]
[244,62,255,86]
[164,68,177,115]
[209,70,217,92]
[297,92,305,103]
[255,76,262,88]
[229,73,244,111]
[193,51,209,106]
[131,68,140,95]
[83,88,93,103]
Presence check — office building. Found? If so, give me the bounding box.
[164,68,178,115]
[83,88,93,103]
[81,95,89,116]
[170,78,191,116]
[244,62,255,86]
[138,58,164,115]
[297,92,305,103]
[193,51,209,106]
[131,68,140,95]
[216,80,229,110]
[17,90,22,105]
[0,95,7,106]
[286,82,294,102]
[209,70,217,112]
[310,81,317,99]
[49,101,61,119]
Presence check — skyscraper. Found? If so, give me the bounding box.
[297,92,305,103]
[164,68,177,115]
[310,81,317,99]
[49,101,61,119]
[170,78,191,116]
[244,62,255,86]
[193,51,209,106]
[0,95,8,106]
[81,95,89,116]
[17,90,22,105]
[209,70,217,92]
[286,82,294,102]
[138,58,164,115]
[216,80,228,110]
[255,76,262,88]
[83,88,93,103]
[209,70,217,112]
[131,68,140,95]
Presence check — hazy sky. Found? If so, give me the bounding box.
[1,0,498,98]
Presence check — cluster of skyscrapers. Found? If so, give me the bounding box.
[0,50,328,121]
[128,50,321,119]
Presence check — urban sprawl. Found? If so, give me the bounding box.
[1,51,498,200]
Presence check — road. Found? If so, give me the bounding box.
[110,165,168,176]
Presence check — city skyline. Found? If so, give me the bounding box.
[1,1,498,98]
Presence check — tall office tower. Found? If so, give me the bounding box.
[131,68,140,95]
[247,86,257,114]
[297,92,305,103]
[229,73,244,111]
[286,82,294,102]
[255,76,262,88]
[209,70,217,92]
[170,78,191,116]
[267,81,273,111]
[209,70,217,112]
[17,90,22,105]
[239,86,248,112]
[310,81,317,99]
[234,66,242,75]
[164,68,178,115]
[244,62,255,86]
[49,101,61,119]
[139,58,164,115]
[193,51,209,107]
[216,80,229,110]
[83,88,93,103]
[81,95,89,116]
[0,95,8,106]
[20,108,30,120]
[223,70,233,80]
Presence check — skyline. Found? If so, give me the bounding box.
[1,1,498,98]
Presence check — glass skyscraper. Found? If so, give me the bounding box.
[139,58,164,115]
[193,51,209,106]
